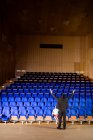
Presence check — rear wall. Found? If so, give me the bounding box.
[16,34,93,78]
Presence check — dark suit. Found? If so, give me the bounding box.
[51,91,74,129]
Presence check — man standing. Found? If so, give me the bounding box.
[50,89,75,129]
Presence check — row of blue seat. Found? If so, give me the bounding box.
[0,93,93,99]
[0,108,93,119]
[3,88,93,93]
[1,96,92,101]
[0,102,93,108]
[13,81,93,85]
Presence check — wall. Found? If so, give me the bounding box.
[85,34,93,78]
[0,1,16,85]
[0,33,16,85]
[16,35,93,78]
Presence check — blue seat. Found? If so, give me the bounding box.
[12,89,18,93]
[44,86,48,89]
[38,86,43,89]
[78,108,86,116]
[11,109,19,116]
[36,109,44,118]
[26,93,31,98]
[6,88,12,93]
[41,97,47,103]
[56,92,61,97]
[73,102,79,108]
[17,102,23,107]
[31,102,37,107]
[2,97,8,102]
[38,93,43,98]
[7,93,13,97]
[33,86,38,89]
[18,89,23,93]
[19,92,25,97]
[2,102,9,107]
[10,102,16,107]
[22,86,27,89]
[41,83,45,86]
[86,108,93,116]
[19,106,26,111]
[11,107,18,111]
[27,106,33,111]
[28,109,36,116]
[86,102,92,108]
[45,102,52,107]
[80,98,85,103]
[46,89,51,93]
[14,92,19,97]
[80,93,85,98]
[68,102,72,108]
[30,83,35,86]
[48,97,53,102]
[15,97,21,102]
[29,89,34,93]
[41,89,46,93]
[52,89,58,94]
[28,97,34,102]
[22,97,27,102]
[3,107,10,111]
[52,101,57,107]
[58,89,63,93]
[73,98,79,103]
[32,93,38,98]
[35,97,40,102]
[38,102,45,109]
[19,109,27,116]
[34,107,41,113]
[54,86,59,89]
[1,92,6,97]
[74,92,79,98]
[44,109,52,116]
[35,89,40,93]
[79,102,86,108]
[10,109,19,122]
[24,102,30,107]
[68,98,73,103]
[70,108,78,118]
[8,97,15,102]
[19,109,27,122]
[24,89,29,93]
[44,93,50,98]
[35,83,40,86]
[86,98,92,103]
[1,110,10,122]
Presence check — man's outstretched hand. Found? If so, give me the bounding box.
[72,90,75,94]
[50,89,53,94]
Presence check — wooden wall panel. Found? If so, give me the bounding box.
[0,36,15,85]
[16,35,81,72]
[15,34,93,78]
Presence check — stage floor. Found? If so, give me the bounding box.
[0,122,93,140]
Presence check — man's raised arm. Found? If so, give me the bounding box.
[50,89,58,100]
[68,90,75,99]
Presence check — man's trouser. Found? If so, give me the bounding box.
[58,110,66,128]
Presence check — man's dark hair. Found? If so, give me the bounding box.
[62,94,66,99]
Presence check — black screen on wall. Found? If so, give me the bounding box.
[40,44,63,49]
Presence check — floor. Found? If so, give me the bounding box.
[0,122,93,140]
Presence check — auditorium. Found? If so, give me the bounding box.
[0,0,93,140]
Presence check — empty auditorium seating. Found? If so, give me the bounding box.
[0,72,93,124]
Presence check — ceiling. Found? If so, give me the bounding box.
[1,0,93,36]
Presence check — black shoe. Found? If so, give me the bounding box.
[57,127,62,129]
[63,127,66,129]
